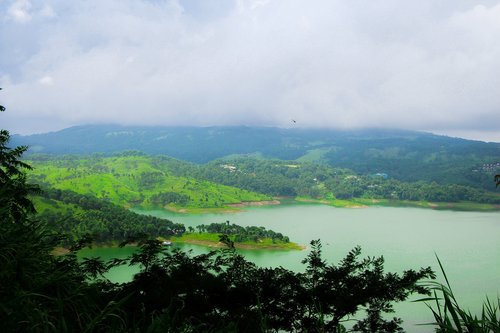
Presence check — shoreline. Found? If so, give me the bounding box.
[142,197,500,214]
[163,199,282,214]
[226,199,281,208]
[52,237,305,254]
[167,196,500,213]
[171,238,305,251]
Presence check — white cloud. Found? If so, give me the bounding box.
[7,0,32,23]
[38,75,53,85]
[39,4,55,18]
[0,0,499,141]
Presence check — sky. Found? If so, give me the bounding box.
[1,0,500,142]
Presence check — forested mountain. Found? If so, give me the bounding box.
[13,125,500,190]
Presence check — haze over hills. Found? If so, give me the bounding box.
[13,125,500,190]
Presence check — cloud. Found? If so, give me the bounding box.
[38,76,53,85]
[7,0,32,23]
[0,0,499,140]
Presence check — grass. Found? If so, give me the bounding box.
[28,155,271,211]
[31,196,85,215]
[418,257,500,332]
[296,147,331,163]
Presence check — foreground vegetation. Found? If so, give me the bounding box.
[419,258,500,332]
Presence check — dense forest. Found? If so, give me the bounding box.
[35,187,185,243]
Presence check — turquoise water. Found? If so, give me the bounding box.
[80,204,500,331]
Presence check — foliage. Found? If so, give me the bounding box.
[34,188,297,248]
[35,187,186,244]
[0,106,128,331]
[175,157,500,205]
[0,102,40,220]
[419,257,500,332]
[195,222,290,243]
[108,238,435,332]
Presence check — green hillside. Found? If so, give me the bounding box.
[28,153,500,212]
[13,125,500,191]
[32,189,300,249]
[170,157,500,209]
[31,190,185,244]
[28,154,271,212]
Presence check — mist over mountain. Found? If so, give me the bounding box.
[12,125,500,190]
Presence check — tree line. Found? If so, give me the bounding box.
[170,157,500,204]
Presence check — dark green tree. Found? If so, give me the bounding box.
[0,90,40,221]
[0,90,127,332]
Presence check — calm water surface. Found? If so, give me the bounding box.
[80,204,500,332]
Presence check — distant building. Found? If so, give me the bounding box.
[373,173,388,179]
[480,162,500,172]
[220,164,237,172]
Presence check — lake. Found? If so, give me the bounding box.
[79,204,500,332]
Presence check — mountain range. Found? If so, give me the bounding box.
[13,125,500,190]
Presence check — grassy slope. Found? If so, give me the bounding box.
[32,196,85,215]
[28,156,271,212]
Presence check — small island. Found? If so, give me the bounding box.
[167,222,304,250]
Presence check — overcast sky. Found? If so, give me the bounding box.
[1,0,500,141]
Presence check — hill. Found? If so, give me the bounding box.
[13,125,500,190]
[27,154,271,213]
[28,154,500,211]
